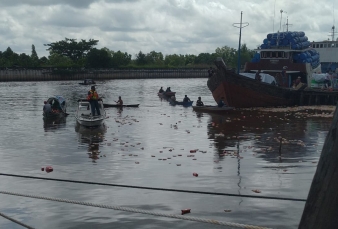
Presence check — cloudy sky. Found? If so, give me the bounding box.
[0,0,336,58]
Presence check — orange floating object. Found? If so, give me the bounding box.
[181,209,191,215]
[45,166,53,173]
[193,173,198,177]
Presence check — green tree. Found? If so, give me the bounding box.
[31,44,39,67]
[164,54,185,67]
[111,50,131,67]
[86,48,112,68]
[194,53,215,65]
[135,51,147,65]
[215,46,237,66]
[145,51,164,65]
[44,38,99,62]
[48,53,73,67]
[184,54,196,66]
[18,53,33,67]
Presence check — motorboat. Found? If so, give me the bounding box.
[75,99,106,127]
[43,95,67,119]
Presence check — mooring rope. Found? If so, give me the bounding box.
[0,173,306,202]
[0,212,35,229]
[0,190,271,229]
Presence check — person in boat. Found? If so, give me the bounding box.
[159,87,164,93]
[166,87,171,92]
[43,101,52,114]
[295,76,302,87]
[255,70,262,82]
[116,96,123,106]
[87,86,101,116]
[218,97,226,107]
[196,97,204,106]
[183,95,191,102]
[324,71,332,88]
[208,67,214,77]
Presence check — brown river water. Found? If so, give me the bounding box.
[0,78,334,229]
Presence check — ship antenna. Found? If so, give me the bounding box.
[279,9,283,31]
[285,16,292,32]
[233,11,249,74]
[273,0,276,32]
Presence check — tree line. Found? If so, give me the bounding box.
[0,38,256,70]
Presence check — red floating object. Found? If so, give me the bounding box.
[190,150,196,153]
[41,167,44,171]
[45,166,53,173]
[181,209,191,215]
[193,173,198,177]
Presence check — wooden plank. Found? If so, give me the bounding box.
[298,104,338,228]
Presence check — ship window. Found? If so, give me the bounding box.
[316,44,319,48]
[271,52,276,58]
[324,44,327,48]
[320,44,323,48]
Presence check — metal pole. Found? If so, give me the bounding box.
[233,12,249,74]
[237,11,243,74]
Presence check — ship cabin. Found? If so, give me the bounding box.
[245,47,321,88]
[311,40,338,73]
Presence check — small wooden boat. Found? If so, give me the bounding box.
[75,99,106,127]
[103,104,140,108]
[79,79,96,85]
[192,105,235,113]
[158,91,176,98]
[169,100,194,107]
[43,95,67,119]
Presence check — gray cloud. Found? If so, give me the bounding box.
[0,0,336,58]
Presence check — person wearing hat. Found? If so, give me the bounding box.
[196,97,204,106]
[183,95,191,103]
[87,86,101,116]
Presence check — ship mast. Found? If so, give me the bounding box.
[233,11,249,74]
[285,17,292,32]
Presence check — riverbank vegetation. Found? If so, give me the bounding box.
[0,38,255,70]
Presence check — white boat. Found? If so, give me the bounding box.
[311,26,338,73]
[75,99,106,127]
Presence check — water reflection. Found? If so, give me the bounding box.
[43,117,67,131]
[206,110,331,164]
[75,123,107,162]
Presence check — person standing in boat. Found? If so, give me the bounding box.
[255,70,262,82]
[183,95,191,102]
[166,87,171,92]
[159,87,164,93]
[116,96,123,106]
[196,97,204,106]
[87,86,101,116]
